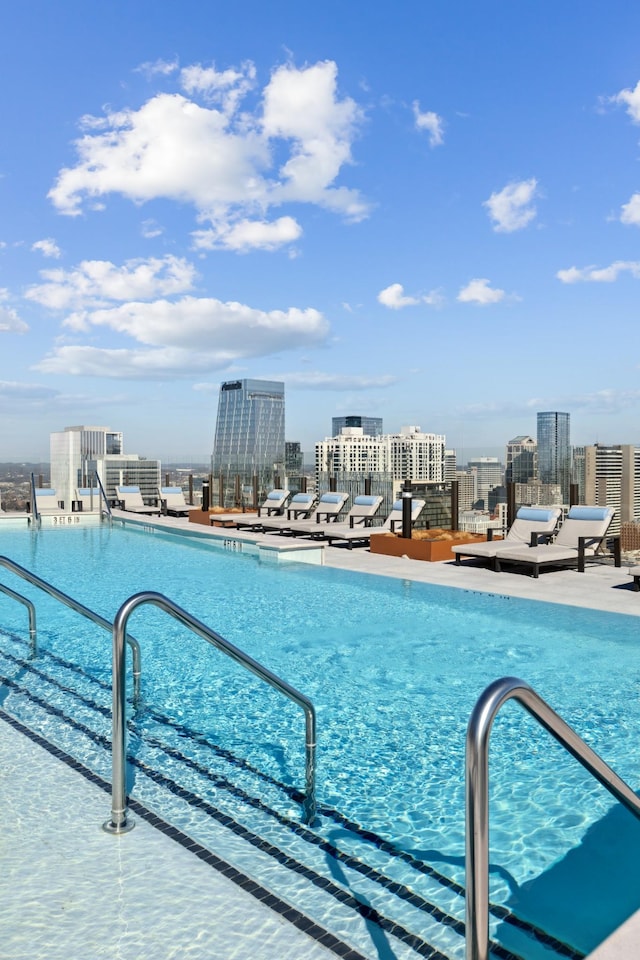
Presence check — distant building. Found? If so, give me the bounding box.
[444,450,457,481]
[537,412,571,504]
[88,454,161,505]
[505,435,537,485]
[50,425,131,509]
[467,458,503,510]
[515,481,563,507]
[285,441,304,476]
[584,444,640,535]
[331,415,383,437]
[211,379,285,503]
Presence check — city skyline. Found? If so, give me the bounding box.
[2,2,640,460]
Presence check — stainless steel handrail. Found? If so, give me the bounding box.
[0,583,37,655]
[0,557,141,703]
[104,590,317,835]
[466,676,640,960]
[93,471,112,520]
[30,472,40,526]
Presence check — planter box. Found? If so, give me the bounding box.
[188,510,256,527]
[370,533,487,562]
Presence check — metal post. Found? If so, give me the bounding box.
[329,476,337,492]
[188,474,194,505]
[451,480,459,532]
[401,480,413,539]
[252,474,259,510]
[507,482,516,530]
[218,473,224,508]
[300,476,307,493]
[234,474,241,507]
[569,483,579,507]
[364,477,372,496]
[201,480,210,512]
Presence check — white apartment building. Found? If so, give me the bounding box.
[467,458,503,510]
[50,425,160,509]
[315,425,445,494]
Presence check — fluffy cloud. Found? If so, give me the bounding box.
[620,193,640,226]
[610,80,640,124]
[31,238,62,258]
[0,380,57,401]
[48,59,369,250]
[192,216,302,252]
[377,283,419,309]
[556,260,640,283]
[483,178,538,232]
[457,278,506,304]
[412,101,444,147]
[26,255,196,309]
[0,305,28,333]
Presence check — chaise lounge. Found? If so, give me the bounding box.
[328,498,426,549]
[492,505,620,578]
[263,492,349,536]
[224,489,291,528]
[293,494,385,542]
[114,485,161,516]
[158,486,194,517]
[452,506,562,571]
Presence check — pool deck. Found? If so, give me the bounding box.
[2,510,640,958]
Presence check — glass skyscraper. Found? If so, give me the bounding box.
[537,411,571,503]
[211,379,285,503]
[332,415,383,437]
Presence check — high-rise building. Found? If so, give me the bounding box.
[505,435,537,485]
[331,415,383,437]
[467,458,503,510]
[584,444,640,535]
[537,411,571,503]
[285,441,304,476]
[50,425,125,509]
[211,379,285,503]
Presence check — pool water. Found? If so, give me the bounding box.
[1,522,640,958]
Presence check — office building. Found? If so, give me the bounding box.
[331,415,383,438]
[211,379,285,504]
[444,450,457,481]
[584,444,640,535]
[505,436,537,485]
[87,454,161,504]
[537,412,571,504]
[50,425,125,509]
[467,458,503,510]
[285,441,304,476]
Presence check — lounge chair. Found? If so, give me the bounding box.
[628,567,640,591]
[265,492,349,537]
[114,485,161,516]
[236,491,317,533]
[158,486,194,517]
[328,498,426,549]
[294,494,384,541]
[76,487,104,513]
[223,490,291,528]
[452,506,562,571]
[494,505,620,577]
[34,488,65,515]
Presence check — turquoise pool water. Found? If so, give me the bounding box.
[1,522,639,957]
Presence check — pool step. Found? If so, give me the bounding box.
[0,633,584,960]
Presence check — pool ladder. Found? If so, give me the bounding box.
[0,556,316,832]
[466,676,640,960]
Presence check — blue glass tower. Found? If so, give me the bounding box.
[212,379,285,501]
[537,411,571,503]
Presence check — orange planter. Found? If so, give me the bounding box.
[369,533,487,562]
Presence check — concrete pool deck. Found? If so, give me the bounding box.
[2,511,639,958]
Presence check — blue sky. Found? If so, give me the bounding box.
[2,1,640,463]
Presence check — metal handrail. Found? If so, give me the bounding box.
[466,676,640,960]
[30,472,40,526]
[0,557,141,703]
[104,591,317,835]
[0,583,37,655]
[93,471,112,520]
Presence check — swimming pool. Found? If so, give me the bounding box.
[1,522,639,959]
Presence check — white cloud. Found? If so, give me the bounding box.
[557,260,640,283]
[48,59,369,248]
[141,219,164,238]
[412,101,444,147]
[610,79,640,123]
[483,178,538,232]
[0,380,58,402]
[135,58,179,78]
[192,216,302,252]
[620,193,640,225]
[457,278,506,304]
[0,305,28,333]
[26,255,196,310]
[31,238,62,258]
[377,283,419,309]
[279,371,396,390]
